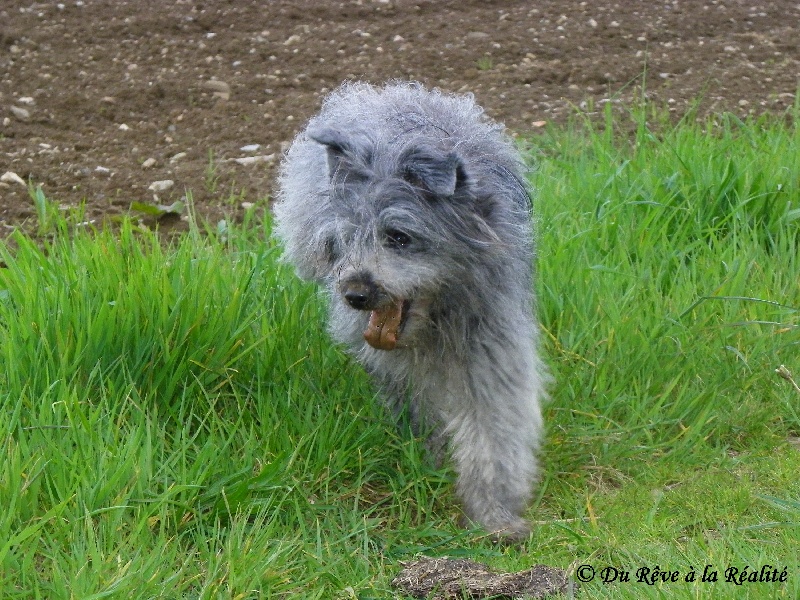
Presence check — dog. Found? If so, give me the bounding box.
[274,81,546,541]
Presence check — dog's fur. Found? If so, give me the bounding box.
[274,81,546,540]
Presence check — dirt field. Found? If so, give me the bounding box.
[2,0,798,234]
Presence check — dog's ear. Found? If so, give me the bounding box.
[402,147,467,198]
[308,126,352,178]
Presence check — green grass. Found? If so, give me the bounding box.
[1,105,799,598]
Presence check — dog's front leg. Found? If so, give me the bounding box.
[444,349,544,542]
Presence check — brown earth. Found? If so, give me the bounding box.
[1,0,799,235]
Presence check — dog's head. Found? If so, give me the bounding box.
[308,125,497,350]
[275,83,533,351]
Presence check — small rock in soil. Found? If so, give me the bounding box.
[148,179,175,192]
[10,106,30,121]
[201,79,231,100]
[1,171,27,187]
[230,154,275,165]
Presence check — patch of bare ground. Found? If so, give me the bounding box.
[1,0,798,234]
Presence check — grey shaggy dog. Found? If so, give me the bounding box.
[274,81,547,541]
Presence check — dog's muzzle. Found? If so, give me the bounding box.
[343,281,377,311]
[340,276,409,351]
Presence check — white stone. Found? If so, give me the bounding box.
[1,171,26,187]
[230,154,275,165]
[10,106,30,121]
[148,179,174,192]
[201,79,231,100]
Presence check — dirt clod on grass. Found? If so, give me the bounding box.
[392,556,575,599]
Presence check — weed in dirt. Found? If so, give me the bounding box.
[204,149,221,195]
[476,55,494,71]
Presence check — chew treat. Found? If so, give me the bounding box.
[364,300,404,350]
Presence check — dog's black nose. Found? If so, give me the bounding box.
[341,274,381,310]
[344,287,371,310]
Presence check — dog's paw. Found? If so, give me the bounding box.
[488,518,531,545]
[460,513,532,545]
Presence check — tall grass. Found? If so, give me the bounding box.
[529,106,800,597]
[0,217,449,598]
[535,107,799,452]
[0,105,798,598]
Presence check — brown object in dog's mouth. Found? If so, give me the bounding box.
[364,300,406,350]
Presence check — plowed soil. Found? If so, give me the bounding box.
[2,0,798,234]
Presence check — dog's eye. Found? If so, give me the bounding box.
[385,228,412,250]
[324,237,340,263]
